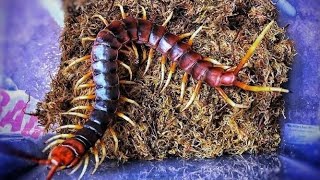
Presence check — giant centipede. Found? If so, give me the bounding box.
[23,5,289,180]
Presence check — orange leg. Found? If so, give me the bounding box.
[233,20,274,75]
[234,81,289,93]
[215,87,248,108]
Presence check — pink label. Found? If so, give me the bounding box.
[0,89,44,138]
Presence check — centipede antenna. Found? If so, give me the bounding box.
[234,80,289,93]
[74,72,93,94]
[47,165,59,180]
[42,139,65,152]
[160,62,177,93]
[162,11,174,27]
[77,82,95,90]
[215,87,249,108]
[56,124,83,131]
[188,26,203,46]
[159,55,167,88]
[118,60,133,81]
[203,57,231,69]
[178,32,193,40]
[179,72,189,103]
[69,158,83,175]
[91,14,109,26]
[91,147,99,174]
[71,94,96,102]
[61,112,89,119]
[119,80,136,85]
[99,141,107,165]
[63,55,91,74]
[109,128,119,154]
[131,43,139,60]
[233,20,274,75]
[78,154,89,180]
[116,4,126,19]
[143,48,155,75]
[120,96,141,107]
[45,134,74,144]
[181,81,202,111]
[116,112,136,127]
[81,37,96,47]
[68,105,94,112]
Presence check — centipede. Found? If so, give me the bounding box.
[15,4,289,180]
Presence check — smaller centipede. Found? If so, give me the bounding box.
[23,5,289,180]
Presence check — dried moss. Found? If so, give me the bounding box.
[37,0,295,161]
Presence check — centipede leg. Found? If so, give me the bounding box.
[159,55,167,88]
[203,57,231,69]
[234,80,289,93]
[45,134,74,144]
[179,72,189,103]
[61,112,89,119]
[118,60,133,81]
[143,48,155,75]
[162,11,174,26]
[131,43,139,60]
[56,124,83,131]
[79,154,89,180]
[233,20,274,75]
[99,141,107,165]
[215,87,249,108]
[77,82,95,90]
[116,112,136,127]
[92,14,109,26]
[116,4,126,19]
[69,158,83,175]
[139,5,147,20]
[74,72,93,94]
[109,127,119,154]
[120,96,141,107]
[160,62,177,93]
[63,55,91,74]
[119,80,136,85]
[68,105,94,112]
[187,26,203,46]
[181,80,202,111]
[42,139,65,152]
[91,146,99,174]
[81,37,96,47]
[72,94,96,102]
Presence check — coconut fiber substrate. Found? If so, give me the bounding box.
[37,0,295,161]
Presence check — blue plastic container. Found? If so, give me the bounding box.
[0,0,319,179]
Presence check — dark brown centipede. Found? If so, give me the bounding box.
[25,5,289,180]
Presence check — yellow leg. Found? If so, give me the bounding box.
[162,11,174,26]
[142,47,147,62]
[143,48,155,75]
[63,55,91,74]
[233,20,274,75]
[56,124,83,131]
[187,26,203,46]
[74,72,92,94]
[234,80,289,93]
[178,32,193,40]
[81,37,96,47]
[69,158,83,175]
[116,5,126,19]
[79,154,89,180]
[71,94,95,103]
[45,134,74,144]
[159,55,167,88]
[203,57,231,69]
[91,147,99,174]
[68,105,94,112]
[92,14,108,26]
[42,139,64,152]
[77,82,95,90]
[116,112,136,127]
[139,5,147,20]
[179,72,189,103]
[118,60,133,81]
[109,128,119,154]
[160,62,177,93]
[181,81,202,111]
[61,112,89,119]
[120,96,140,107]
[132,43,139,60]
[99,141,107,165]
[215,87,248,108]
